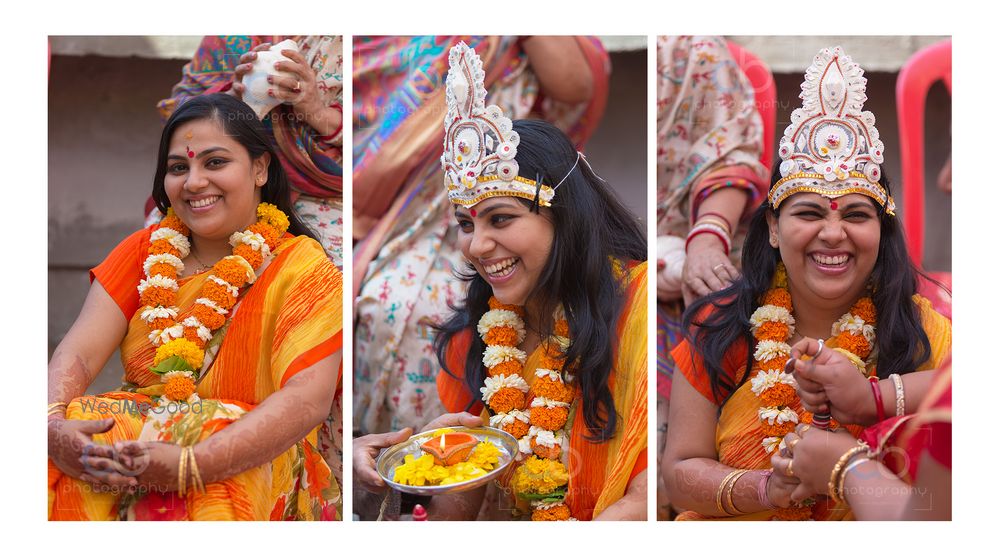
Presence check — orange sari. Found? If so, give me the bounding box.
[48,227,343,520]
[671,295,951,520]
[437,261,648,520]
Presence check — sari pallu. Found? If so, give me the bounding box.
[157,35,343,198]
[436,262,648,520]
[352,36,609,436]
[48,229,343,520]
[670,295,951,520]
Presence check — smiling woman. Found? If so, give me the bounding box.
[352,42,648,521]
[660,46,951,521]
[47,94,343,521]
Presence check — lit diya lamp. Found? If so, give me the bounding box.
[420,432,478,466]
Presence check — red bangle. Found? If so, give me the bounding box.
[695,210,734,232]
[685,228,730,255]
[868,376,886,423]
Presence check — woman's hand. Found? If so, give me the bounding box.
[766,451,804,508]
[49,417,116,480]
[781,423,861,503]
[231,43,273,100]
[79,440,182,493]
[790,337,880,425]
[353,428,413,493]
[418,411,484,433]
[681,234,738,305]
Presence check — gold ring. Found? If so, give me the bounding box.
[788,438,800,451]
[294,80,301,92]
[785,459,794,477]
[800,424,811,435]
[713,263,725,272]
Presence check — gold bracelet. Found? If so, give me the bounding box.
[47,402,68,417]
[188,446,205,493]
[724,469,751,515]
[178,446,189,498]
[890,373,905,417]
[828,444,870,504]
[694,216,732,236]
[717,469,743,516]
[836,456,872,504]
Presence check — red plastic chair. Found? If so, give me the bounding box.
[727,41,776,170]
[896,40,952,318]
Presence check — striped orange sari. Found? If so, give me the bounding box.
[48,228,343,521]
[437,261,648,520]
[672,295,951,520]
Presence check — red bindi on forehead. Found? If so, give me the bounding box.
[830,199,838,210]
[470,208,477,217]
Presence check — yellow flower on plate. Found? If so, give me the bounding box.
[393,454,449,486]
[440,462,487,485]
[466,441,500,471]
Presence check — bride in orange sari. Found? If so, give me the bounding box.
[47,94,342,520]
[660,46,951,520]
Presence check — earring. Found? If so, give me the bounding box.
[769,235,778,248]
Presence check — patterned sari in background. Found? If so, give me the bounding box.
[670,296,951,520]
[48,229,343,520]
[352,35,609,435]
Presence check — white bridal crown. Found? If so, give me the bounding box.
[770,46,895,215]
[441,41,553,208]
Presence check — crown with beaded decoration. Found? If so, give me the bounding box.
[440,42,553,208]
[770,46,895,216]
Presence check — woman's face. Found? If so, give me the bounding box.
[455,197,555,307]
[164,118,267,243]
[767,192,881,308]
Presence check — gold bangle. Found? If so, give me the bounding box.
[890,373,905,417]
[694,216,732,236]
[828,444,869,504]
[724,469,751,515]
[717,469,743,516]
[178,446,189,498]
[188,446,205,493]
[837,456,871,504]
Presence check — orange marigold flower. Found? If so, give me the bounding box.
[836,332,871,359]
[149,262,178,280]
[488,360,522,377]
[149,239,181,258]
[233,244,264,269]
[754,321,790,342]
[192,304,226,330]
[150,316,175,331]
[141,286,175,308]
[531,503,571,521]
[538,354,565,371]
[554,319,570,338]
[759,357,785,372]
[249,222,280,250]
[851,297,877,324]
[530,439,562,460]
[160,210,189,235]
[484,326,520,346]
[531,376,574,402]
[759,383,797,407]
[761,288,792,310]
[488,387,525,414]
[774,506,813,520]
[163,375,196,402]
[488,297,524,316]
[530,406,569,431]
[760,420,796,437]
[213,259,250,288]
[182,327,207,348]
[503,420,530,439]
[202,281,237,309]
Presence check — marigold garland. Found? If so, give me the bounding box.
[750,262,876,520]
[138,203,287,404]
[477,298,575,520]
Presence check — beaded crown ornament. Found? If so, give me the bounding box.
[771,46,895,215]
[441,42,553,208]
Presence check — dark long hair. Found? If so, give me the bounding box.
[433,119,647,442]
[684,164,934,404]
[151,94,316,240]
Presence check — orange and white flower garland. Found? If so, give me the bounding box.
[478,297,576,521]
[749,262,876,520]
[138,203,289,404]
